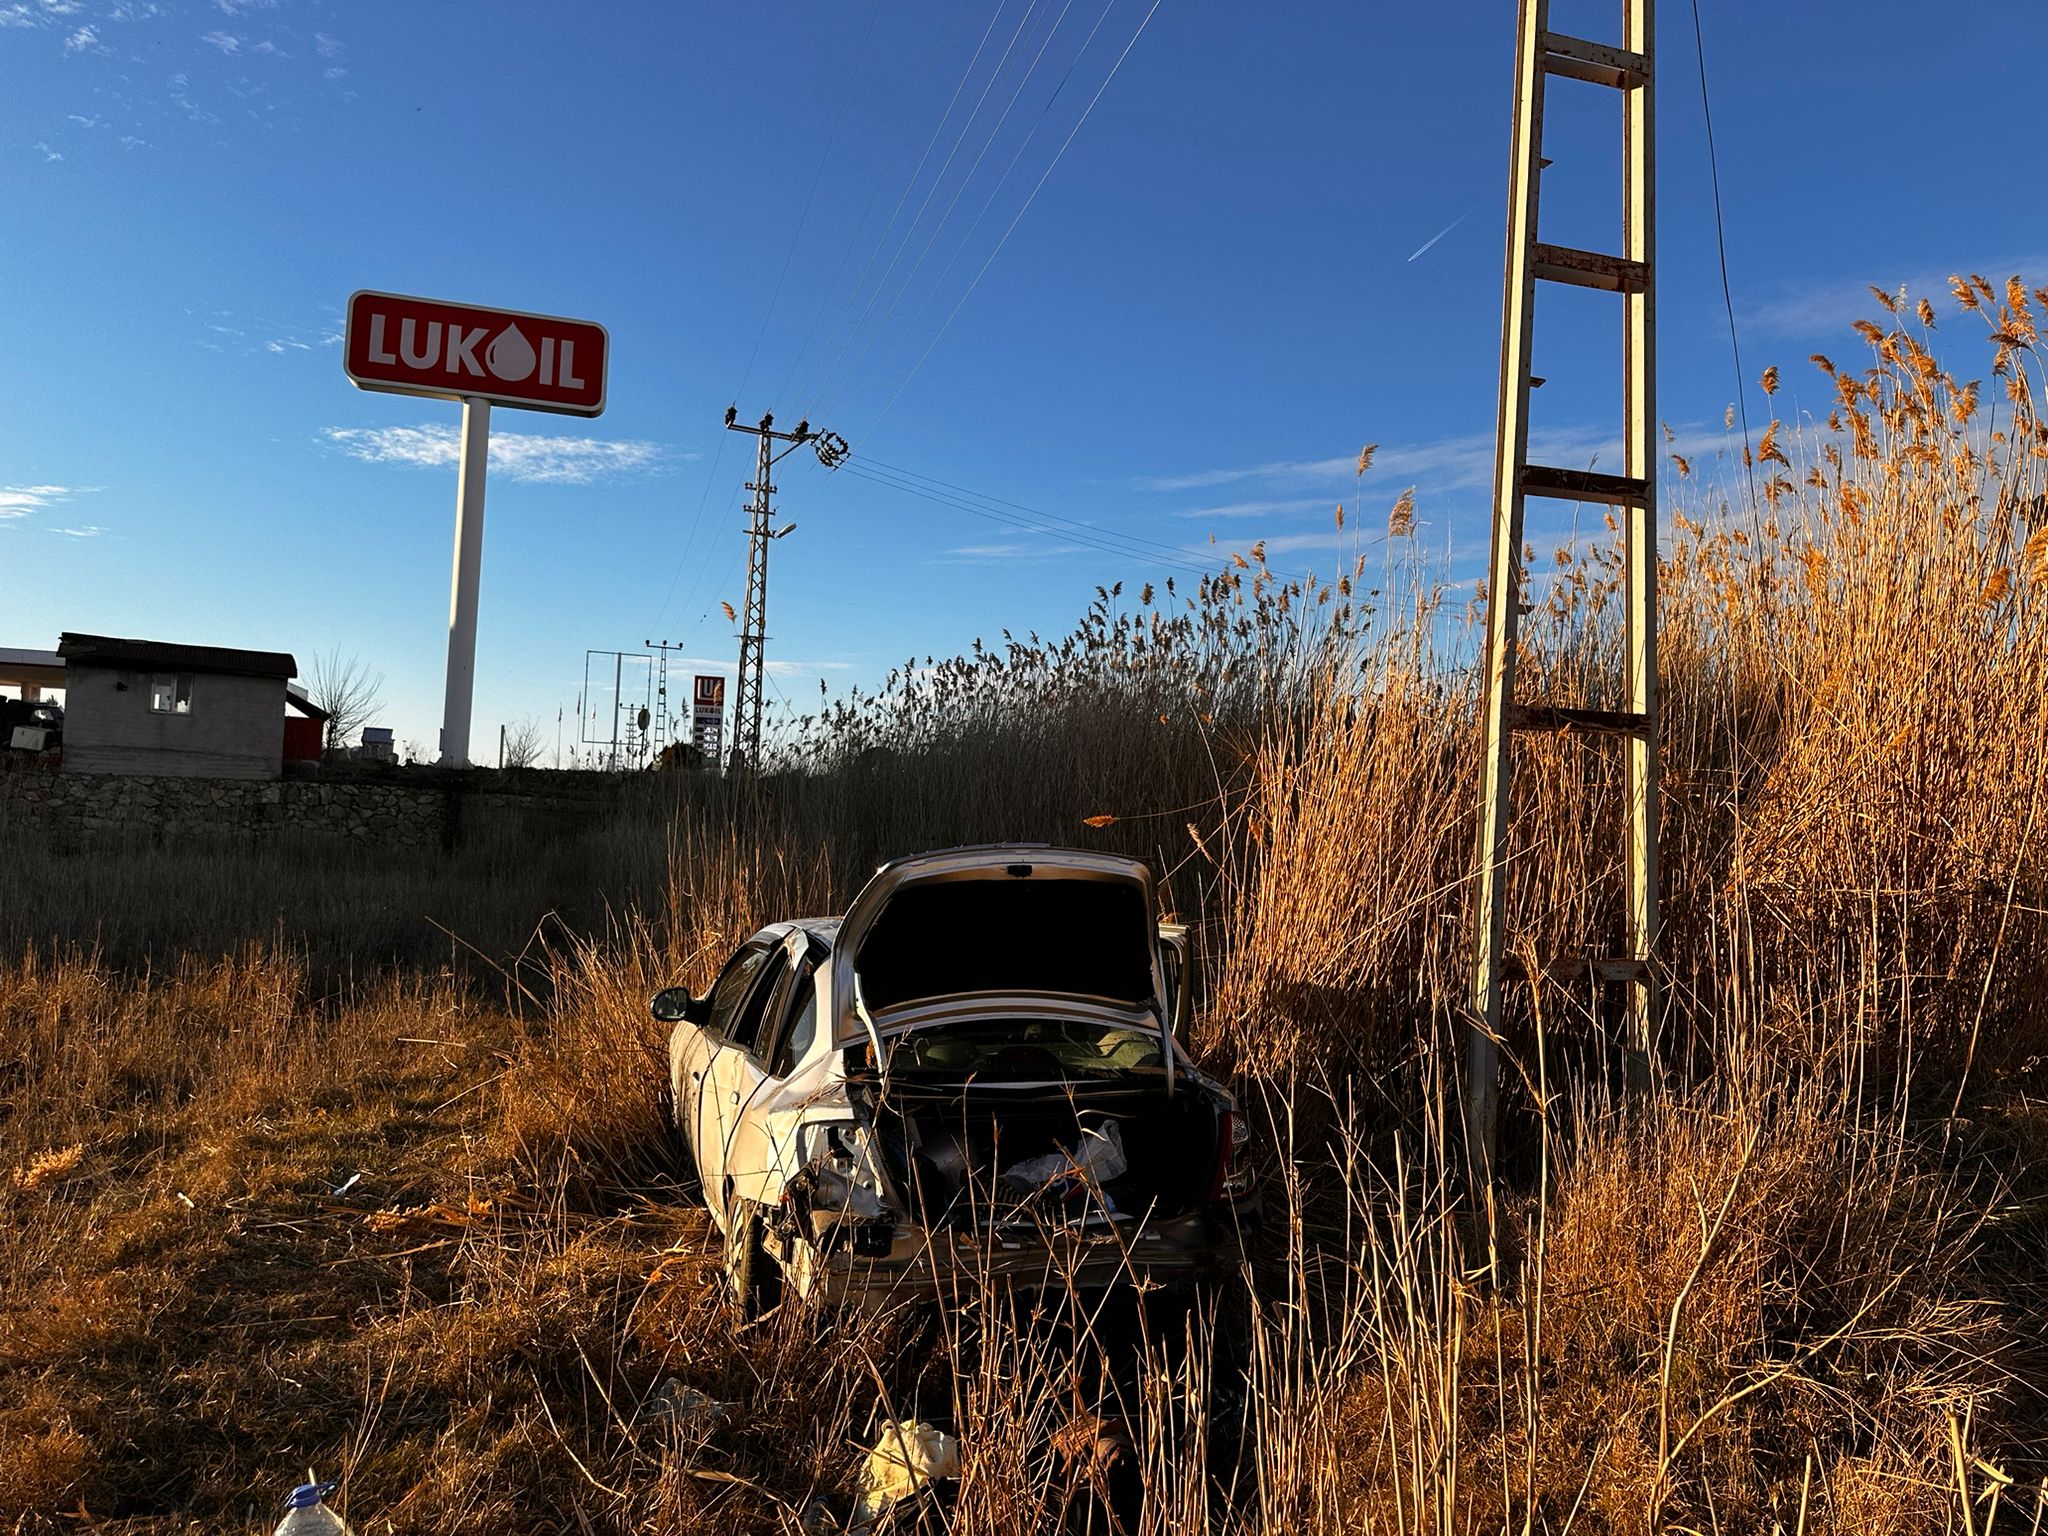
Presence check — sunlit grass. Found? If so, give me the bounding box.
[5,287,2048,1530]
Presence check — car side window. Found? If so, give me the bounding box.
[704,944,773,1038]
[768,974,820,1079]
[724,950,789,1056]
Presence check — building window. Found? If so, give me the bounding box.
[149,674,193,714]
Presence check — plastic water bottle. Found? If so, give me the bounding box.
[272,1481,353,1536]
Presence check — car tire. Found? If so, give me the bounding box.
[724,1199,784,1323]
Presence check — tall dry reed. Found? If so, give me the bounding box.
[6,287,2048,1532]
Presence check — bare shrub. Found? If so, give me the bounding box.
[307,646,386,750]
[501,716,547,768]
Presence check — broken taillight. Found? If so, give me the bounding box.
[1212,1109,1255,1200]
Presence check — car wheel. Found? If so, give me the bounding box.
[724,1199,784,1323]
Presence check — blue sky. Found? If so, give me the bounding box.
[5,0,2046,759]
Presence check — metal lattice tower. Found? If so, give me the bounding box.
[645,638,681,755]
[722,407,849,776]
[1469,0,1659,1183]
[734,416,776,774]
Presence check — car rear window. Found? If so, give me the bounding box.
[855,878,1154,1012]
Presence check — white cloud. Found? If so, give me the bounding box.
[1138,455,1355,494]
[1143,433,1516,497]
[0,6,38,28]
[33,141,61,161]
[1743,255,2048,339]
[936,540,1086,564]
[322,425,676,485]
[119,134,150,149]
[66,113,102,127]
[1148,421,1735,510]
[1,484,96,519]
[199,28,238,52]
[212,0,273,12]
[1228,530,1354,559]
[1141,419,1747,587]
[38,0,83,15]
[49,524,108,538]
[314,30,341,56]
[168,72,217,123]
[1171,495,1334,520]
[60,22,95,50]
[323,65,346,80]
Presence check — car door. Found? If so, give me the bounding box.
[698,941,790,1225]
[678,940,775,1203]
[722,942,827,1213]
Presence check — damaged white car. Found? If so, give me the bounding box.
[653,845,1256,1316]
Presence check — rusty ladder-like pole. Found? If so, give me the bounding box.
[1469,0,1658,1189]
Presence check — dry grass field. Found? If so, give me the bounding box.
[7,288,2048,1532]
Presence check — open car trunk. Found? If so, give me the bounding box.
[831,846,1166,1048]
[850,1077,1225,1232]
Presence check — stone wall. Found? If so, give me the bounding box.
[0,763,616,851]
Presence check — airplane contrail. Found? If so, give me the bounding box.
[1407,202,1480,263]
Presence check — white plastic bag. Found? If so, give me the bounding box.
[853,1419,959,1530]
[1002,1117,1128,1189]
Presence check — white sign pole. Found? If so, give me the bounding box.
[439,396,490,766]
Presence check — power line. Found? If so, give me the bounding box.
[1689,0,1756,510]
[652,3,879,639]
[773,12,965,408]
[677,538,748,654]
[837,0,1119,424]
[660,476,747,643]
[810,0,1045,414]
[816,0,1083,423]
[796,0,1016,416]
[649,434,731,635]
[732,0,883,407]
[859,0,1165,443]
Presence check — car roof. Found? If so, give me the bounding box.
[752,917,843,948]
[756,909,1188,956]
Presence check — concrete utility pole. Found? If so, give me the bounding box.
[1469,0,1659,1190]
[721,406,848,776]
[440,397,490,767]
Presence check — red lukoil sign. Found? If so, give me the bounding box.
[344,290,608,417]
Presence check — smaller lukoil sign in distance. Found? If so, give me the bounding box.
[692,674,726,764]
[344,290,608,417]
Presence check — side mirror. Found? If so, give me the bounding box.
[650,986,702,1025]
